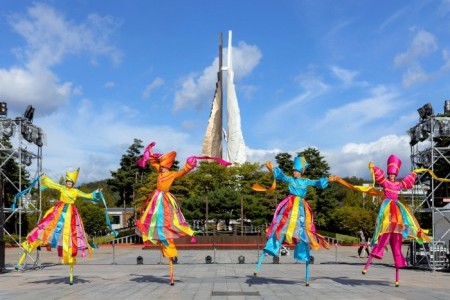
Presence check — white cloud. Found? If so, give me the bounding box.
[142,77,164,99]
[316,85,400,130]
[0,3,122,114]
[104,81,115,88]
[394,30,440,88]
[330,65,358,85]
[326,134,412,179]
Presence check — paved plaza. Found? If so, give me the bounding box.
[1,244,449,299]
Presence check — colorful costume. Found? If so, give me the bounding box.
[16,168,111,285]
[253,157,332,286]
[135,141,230,285]
[362,154,430,287]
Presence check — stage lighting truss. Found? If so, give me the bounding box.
[414,149,432,168]
[0,147,35,166]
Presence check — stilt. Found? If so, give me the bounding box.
[15,251,28,270]
[169,257,174,286]
[305,261,310,286]
[395,267,399,287]
[254,252,266,276]
[69,264,74,285]
[362,255,373,275]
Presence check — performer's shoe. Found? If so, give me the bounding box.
[305,282,310,287]
[170,282,174,286]
[253,272,257,277]
[362,269,367,275]
[14,264,21,271]
[395,282,399,287]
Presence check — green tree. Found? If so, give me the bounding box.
[275,152,293,173]
[108,139,151,208]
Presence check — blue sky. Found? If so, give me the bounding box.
[1,0,449,183]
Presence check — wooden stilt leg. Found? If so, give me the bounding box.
[362,255,373,275]
[254,252,266,276]
[169,258,174,286]
[305,261,310,286]
[69,264,74,285]
[16,252,28,270]
[395,268,399,287]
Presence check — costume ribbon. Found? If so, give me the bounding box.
[11,174,41,211]
[333,176,384,197]
[190,155,232,166]
[137,141,232,168]
[95,191,119,238]
[413,168,450,182]
[252,161,276,192]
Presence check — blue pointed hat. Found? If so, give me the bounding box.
[293,156,308,173]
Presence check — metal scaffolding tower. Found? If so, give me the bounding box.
[0,103,44,271]
[407,101,450,271]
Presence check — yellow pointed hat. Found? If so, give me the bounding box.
[65,168,80,184]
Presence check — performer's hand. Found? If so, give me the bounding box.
[266,161,272,169]
[187,156,197,167]
[151,152,162,159]
[328,175,337,182]
[368,161,374,169]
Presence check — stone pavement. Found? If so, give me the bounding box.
[1,244,450,300]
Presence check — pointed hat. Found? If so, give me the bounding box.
[159,151,177,169]
[293,156,309,173]
[65,168,80,184]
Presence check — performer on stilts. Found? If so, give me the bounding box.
[252,157,336,286]
[135,141,230,286]
[362,154,430,287]
[16,168,115,285]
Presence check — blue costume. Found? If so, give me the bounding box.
[253,156,332,286]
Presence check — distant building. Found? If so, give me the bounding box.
[108,207,135,230]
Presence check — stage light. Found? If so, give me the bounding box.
[21,123,34,143]
[417,122,430,142]
[21,153,32,166]
[0,102,7,117]
[417,103,434,120]
[436,119,450,137]
[408,126,418,146]
[1,119,15,138]
[19,149,34,166]
[23,105,35,123]
[35,128,44,147]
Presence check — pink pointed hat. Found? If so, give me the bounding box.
[387,154,401,176]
